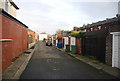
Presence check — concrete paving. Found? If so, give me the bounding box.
[20,41,118,79]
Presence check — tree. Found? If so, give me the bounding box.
[70,30,86,38]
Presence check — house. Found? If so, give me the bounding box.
[0,0,19,18]
[62,31,70,49]
[39,32,47,41]
[28,29,35,43]
[35,33,39,43]
[0,9,28,70]
[28,29,39,48]
[28,29,37,48]
[73,26,79,31]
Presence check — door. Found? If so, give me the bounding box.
[64,37,68,49]
[70,37,76,51]
[111,32,120,69]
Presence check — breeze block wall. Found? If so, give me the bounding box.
[0,9,28,70]
[105,18,120,65]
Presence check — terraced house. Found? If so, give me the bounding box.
[0,0,28,70]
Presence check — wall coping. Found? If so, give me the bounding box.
[110,32,120,35]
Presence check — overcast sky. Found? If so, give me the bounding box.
[13,0,119,35]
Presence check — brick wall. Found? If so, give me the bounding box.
[0,15,2,72]
[105,20,120,65]
[76,38,82,54]
[28,31,35,43]
[106,34,112,65]
[1,11,28,70]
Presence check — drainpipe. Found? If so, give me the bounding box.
[5,0,8,12]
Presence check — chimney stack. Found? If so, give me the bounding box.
[116,1,120,17]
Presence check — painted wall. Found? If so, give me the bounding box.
[1,13,28,70]
[63,37,69,49]
[70,37,76,51]
[8,1,17,17]
[35,33,39,42]
[0,0,5,10]
[39,34,47,40]
[0,0,18,17]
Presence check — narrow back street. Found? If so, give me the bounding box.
[20,41,116,79]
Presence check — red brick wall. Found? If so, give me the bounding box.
[57,33,62,39]
[68,37,70,45]
[76,38,82,54]
[28,31,35,43]
[0,15,2,72]
[1,14,28,70]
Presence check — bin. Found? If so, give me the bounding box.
[57,43,62,48]
[71,45,76,54]
[65,45,70,52]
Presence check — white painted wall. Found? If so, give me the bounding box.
[51,36,54,44]
[0,0,5,10]
[70,37,76,45]
[39,34,47,40]
[70,37,76,51]
[8,2,17,17]
[64,37,69,49]
[111,32,120,69]
[56,40,58,46]
[0,0,17,18]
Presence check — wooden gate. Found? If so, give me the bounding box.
[82,29,108,63]
[76,38,82,54]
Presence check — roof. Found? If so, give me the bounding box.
[9,0,19,9]
[85,17,120,28]
[0,8,28,28]
[40,32,46,34]
[79,17,120,30]
[28,29,35,32]
[84,29,108,37]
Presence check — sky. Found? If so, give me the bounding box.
[12,0,119,35]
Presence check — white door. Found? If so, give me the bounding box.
[70,37,76,51]
[64,37,68,49]
[111,32,120,69]
[56,40,58,46]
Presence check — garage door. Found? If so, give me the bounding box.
[111,32,120,69]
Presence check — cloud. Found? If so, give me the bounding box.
[13,0,118,34]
